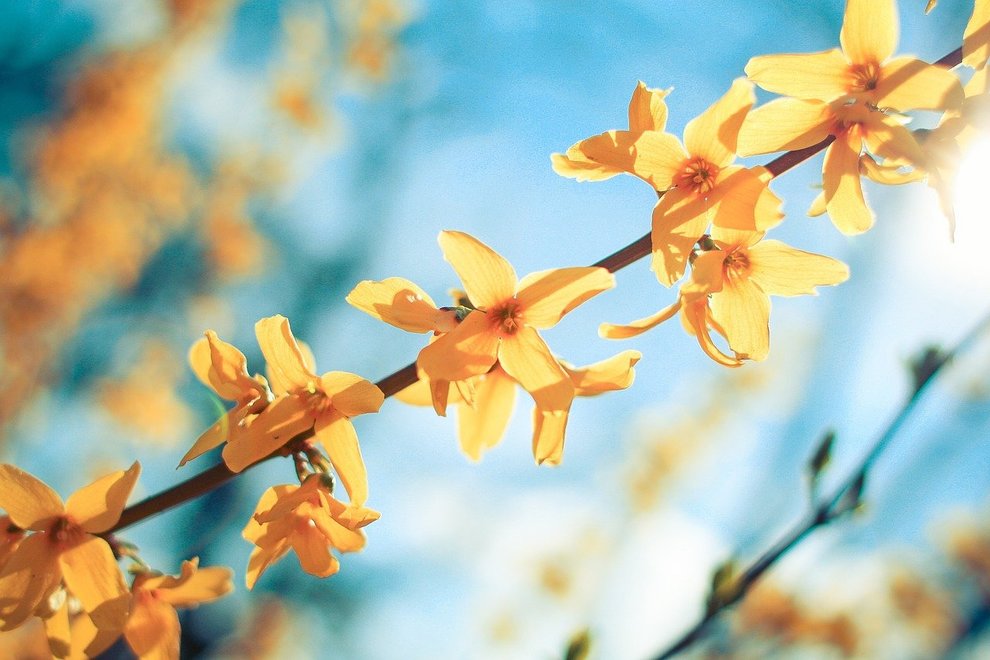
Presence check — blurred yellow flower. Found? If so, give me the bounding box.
[242,475,378,589]
[0,463,140,637]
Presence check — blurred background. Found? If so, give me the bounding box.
[1,0,989,657]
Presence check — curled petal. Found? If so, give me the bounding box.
[498,326,574,412]
[257,315,316,394]
[204,331,261,402]
[684,78,754,168]
[748,241,850,296]
[417,311,499,383]
[244,541,289,590]
[551,146,625,182]
[0,464,63,530]
[59,536,130,633]
[745,50,851,101]
[310,506,367,553]
[681,298,743,368]
[563,350,641,396]
[841,0,897,65]
[555,130,687,190]
[875,57,964,111]
[859,154,925,185]
[289,526,339,578]
[516,267,615,328]
[628,81,671,132]
[314,414,369,507]
[532,407,570,466]
[599,300,681,339]
[346,278,442,333]
[66,462,141,534]
[438,231,516,309]
[457,368,516,461]
[148,560,233,608]
[124,595,179,660]
[738,98,832,156]
[823,130,874,234]
[321,372,384,418]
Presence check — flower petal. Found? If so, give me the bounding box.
[737,98,833,156]
[321,372,384,418]
[289,527,339,578]
[416,311,499,382]
[823,130,874,234]
[66,462,141,534]
[155,562,234,608]
[550,145,625,182]
[497,326,574,412]
[628,81,671,132]
[44,596,71,659]
[964,0,990,69]
[0,464,63,530]
[59,536,130,633]
[563,350,641,396]
[0,533,61,630]
[745,50,852,101]
[875,57,964,111]
[178,409,237,467]
[457,367,516,461]
[516,267,615,328]
[863,114,926,167]
[710,166,783,232]
[345,278,442,333]
[532,407,569,466]
[222,395,315,473]
[438,231,516,309]
[709,276,771,361]
[748,240,850,296]
[841,0,897,65]
[204,330,261,402]
[554,130,687,190]
[124,595,179,660]
[314,413,369,507]
[599,300,681,339]
[310,505,367,553]
[256,315,315,395]
[650,190,711,286]
[680,298,743,368]
[684,78,754,167]
[244,543,287,590]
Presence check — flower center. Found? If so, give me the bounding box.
[849,62,881,93]
[48,516,84,548]
[490,301,522,336]
[677,158,720,195]
[723,249,751,278]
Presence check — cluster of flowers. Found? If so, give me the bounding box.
[1,0,988,657]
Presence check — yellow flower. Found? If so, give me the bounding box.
[242,475,377,589]
[602,228,849,363]
[411,231,614,418]
[123,559,233,660]
[965,0,990,70]
[553,79,783,285]
[745,0,962,110]
[0,463,140,636]
[398,351,640,465]
[0,516,24,572]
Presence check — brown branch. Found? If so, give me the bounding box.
[108,44,969,537]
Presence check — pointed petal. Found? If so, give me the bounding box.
[416,311,499,382]
[457,368,516,461]
[628,81,672,132]
[964,0,990,69]
[320,372,384,417]
[680,298,743,368]
[314,414,369,507]
[859,154,925,185]
[554,130,687,190]
[438,231,516,309]
[310,506,367,553]
[59,536,130,632]
[203,330,260,402]
[124,596,179,660]
[875,57,964,111]
[532,407,570,466]
[709,277,771,361]
[69,609,122,658]
[745,50,852,100]
[188,337,215,393]
[497,326,574,412]
[289,528,339,578]
[550,147,625,182]
[394,377,433,407]
[564,350,641,396]
[599,299,681,339]
[178,410,237,467]
[748,240,850,296]
[0,534,61,630]
[684,78,754,167]
[808,190,828,217]
[430,378,450,417]
[737,98,833,156]
[710,166,784,232]
[157,564,234,608]
[650,190,710,286]
[44,596,71,659]
[0,464,63,530]
[222,395,315,473]
[244,542,288,590]
[823,131,874,234]
[841,0,897,64]
[256,315,315,395]
[516,267,615,328]
[345,278,442,333]
[66,462,141,534]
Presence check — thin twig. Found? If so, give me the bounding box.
[652,309,990,660]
